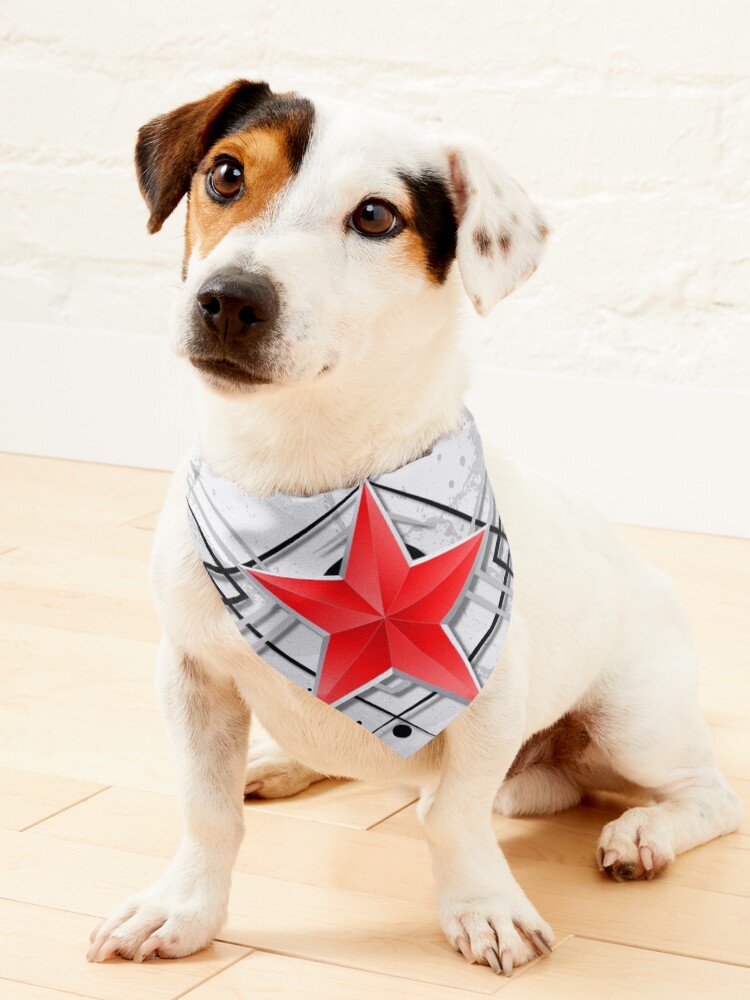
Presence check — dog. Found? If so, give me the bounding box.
[86,80,742,974]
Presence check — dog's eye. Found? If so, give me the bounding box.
[207,158,244,201]
[349,199,400,237]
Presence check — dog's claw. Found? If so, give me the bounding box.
[457,936,474,963]
[601,849,619,869]
[90,937,121,963]
[530,930,552,956]
[484,947,502,974]
[244,781,263,796]
[596,846,605,871]
[134,933,162,963]
[85,935,105,962]
[640,845,655,878]
[501,948,514,977]
[89,920,104,944]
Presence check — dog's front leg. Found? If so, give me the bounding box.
[87,637,249,962]
[422,679,554,975]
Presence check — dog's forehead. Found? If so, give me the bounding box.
[273,94,447,219]
[187,91,455,275]
[308,94,440,170]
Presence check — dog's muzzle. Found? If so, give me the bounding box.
[187,268,281,385]
[194,268,280,351]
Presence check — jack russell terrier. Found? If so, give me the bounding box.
[86,80,742,975]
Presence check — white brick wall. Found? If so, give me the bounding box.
[3,0,748,388]
[1,0,749,531]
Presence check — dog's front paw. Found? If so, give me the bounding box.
[440,893,554,975]
[245,737,324,799]
[86,883,224,963]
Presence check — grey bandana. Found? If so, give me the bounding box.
[187,409,512,757]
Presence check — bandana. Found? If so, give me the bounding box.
[187,409,512,758]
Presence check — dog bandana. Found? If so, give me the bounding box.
[187,410,512,757]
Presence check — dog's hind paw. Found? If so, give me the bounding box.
[596,806,676,881]
[245,737,325,799]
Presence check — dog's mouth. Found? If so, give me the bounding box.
[189,354,336,388]
[188,356,273,386]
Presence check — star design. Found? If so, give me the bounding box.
[245,483,486,707]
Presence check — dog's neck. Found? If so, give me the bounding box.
[194,312,468,497]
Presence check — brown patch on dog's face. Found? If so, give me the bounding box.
[135,80,273,234]
[135,81,314,261]
[186,128,294,261]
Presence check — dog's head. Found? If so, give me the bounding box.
[136,80,548,394]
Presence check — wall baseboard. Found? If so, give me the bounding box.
[2,322,748,537]
[2,324,196,473]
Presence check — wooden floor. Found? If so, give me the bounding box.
[0,452,748,1000]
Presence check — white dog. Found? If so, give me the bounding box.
[87,80,742,975]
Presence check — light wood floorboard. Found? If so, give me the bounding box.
[0,767,106,832]
[185,944,750,1000]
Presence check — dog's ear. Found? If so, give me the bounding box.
[444,135,549,316]
[135,80,272,234]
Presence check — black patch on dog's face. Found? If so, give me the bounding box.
[204,82,274,152]
[399,168,458,283]
[223,93,315,173]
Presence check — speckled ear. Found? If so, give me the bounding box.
[445,136,549,316]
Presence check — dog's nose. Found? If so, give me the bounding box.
[195,269,279,347]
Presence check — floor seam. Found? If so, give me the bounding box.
[0,974,99,1000]
[172,945,255,999]
[572,932,750,969]
[19,785,113,833]
[210,942,504,995]
[364,795,420,831]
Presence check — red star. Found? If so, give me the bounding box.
[245,483,486,707]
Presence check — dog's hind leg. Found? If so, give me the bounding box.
[590,647,742,881]
[493,712,589,816]
[495,765,582,816]
[244,735,326,799]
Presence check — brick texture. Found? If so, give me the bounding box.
[2,0,748,388]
